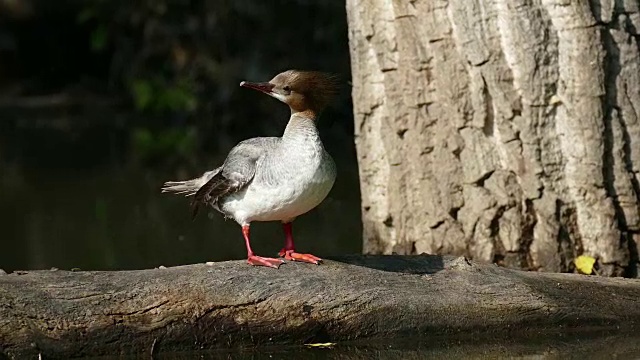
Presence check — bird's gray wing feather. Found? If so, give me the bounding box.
[191,137,279,218]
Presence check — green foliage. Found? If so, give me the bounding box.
[131,127,198,162]
[130,78,198,114]
[78,2,108,52]
[131,80,153,111]
[90,24,109,52]
[156,83,198,113]
[68,0,350,133]
[77,7,96,23]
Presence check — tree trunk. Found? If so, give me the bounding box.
[346,0,640,276]
[2,256,640,358]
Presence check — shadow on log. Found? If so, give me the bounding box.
[1,255,640,358]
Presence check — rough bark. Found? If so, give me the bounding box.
[2,256,640,358]
[347,0,640,276]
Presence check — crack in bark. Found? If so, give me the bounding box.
[600,14,628,229]
[557,200,581,272]
[521,199,538,269]
[107,299,171,316]
[598,2,640,275]
[195,297,269,323]
[619,90,640,218]
[58,293,104,301]
[473,170,495,187]
[481,75,495,138]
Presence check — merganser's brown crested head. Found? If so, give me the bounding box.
[240,70,339,115]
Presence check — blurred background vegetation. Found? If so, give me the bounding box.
[0,0,361,271]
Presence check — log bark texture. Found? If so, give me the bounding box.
[1,256,640,358]
[347,0,640,276]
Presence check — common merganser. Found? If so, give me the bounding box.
[162,70,338,268]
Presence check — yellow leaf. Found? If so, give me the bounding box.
[574,255,596,275]
[305,342,336,348]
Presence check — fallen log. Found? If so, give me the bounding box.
[1,255,640,358]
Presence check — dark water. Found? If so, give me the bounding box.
[0,115,362,272]
[85,332,640,359]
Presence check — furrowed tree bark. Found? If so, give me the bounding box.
[2,256,640,358]
[346,0,640,276]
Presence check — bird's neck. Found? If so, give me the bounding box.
[282,111,320,141]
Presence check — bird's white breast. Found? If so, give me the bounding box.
[220,143,336,225]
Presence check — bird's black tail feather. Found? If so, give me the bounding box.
[190,173,238,220]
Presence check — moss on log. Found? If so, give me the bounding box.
[1,255,640,358]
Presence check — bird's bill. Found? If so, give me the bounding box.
[240,81,275,95]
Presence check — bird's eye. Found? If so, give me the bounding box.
[283,86,291,92]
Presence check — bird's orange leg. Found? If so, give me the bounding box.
[278,222,322,265]
[243,225,284,268]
